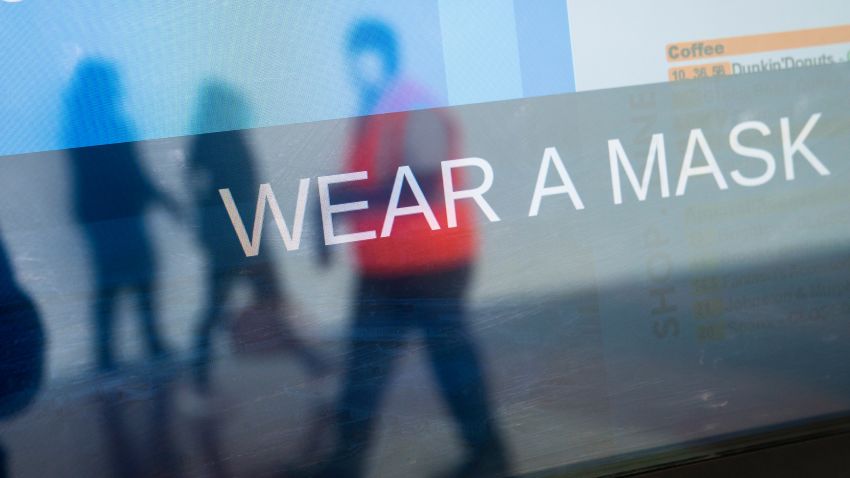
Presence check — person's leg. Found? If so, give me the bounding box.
[97,389,141,478]
[87,227,121,373]
[245,259,283,305]
[136,281,168,359]
[193,270,232,393]
[149,376,182,476]
[322,277,408,478]
[419,267,509,474]
[94,285,119,372]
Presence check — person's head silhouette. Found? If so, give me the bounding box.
[64,58,132,145]
[193,79,252,134]
[346,19,400,112]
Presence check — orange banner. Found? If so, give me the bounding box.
[666,24,850,62]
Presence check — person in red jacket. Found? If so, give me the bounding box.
[317,19,509,478]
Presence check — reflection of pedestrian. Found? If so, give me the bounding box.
[319,20,508,477]
[187,80,326,393]
[0,228,45,478]
[64,59,177,372]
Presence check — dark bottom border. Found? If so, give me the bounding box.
[524,412,850,477]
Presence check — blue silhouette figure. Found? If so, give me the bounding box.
[187,79,327,393]
[64,58,177,372]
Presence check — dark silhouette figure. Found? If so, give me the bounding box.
[0,229,45,478]
[318,20,509,477]
[64,58,176,372]
[187,79,325,393]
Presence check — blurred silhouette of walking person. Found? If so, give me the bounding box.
[317,20,509,478]
[0,228,45,478]
[187,79,326,394]
[64,58,178,373]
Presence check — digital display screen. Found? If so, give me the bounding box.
[1,1,849,477]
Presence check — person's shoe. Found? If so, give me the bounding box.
[95,357,118,375]
[437,450,511,478]
[147,348,178,378]
[308,451,362,478]
[92,368,128,394]
[190,348,213,394]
